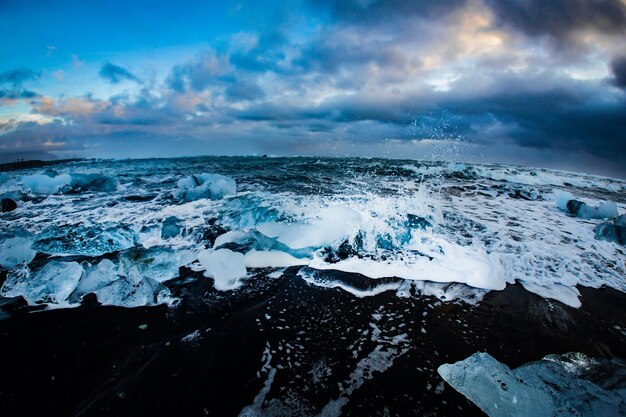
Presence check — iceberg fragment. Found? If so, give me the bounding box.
[1,261,83,304]
[91,276,171,307]
[71,259,118,298]
[65,173,119,193]
[33,222,138,256]
[173,173,236,202]
[161,216,182,239]
[70,258,172,307]
[555,192,618,219]
[438,352,626,417]
[0,237,36,269]
[595,215,626,246]
[198,248,247,290]
[118,247,195,283]
[21,173,72,194]
[21,172,118,195]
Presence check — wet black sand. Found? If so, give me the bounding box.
[1,268,625,417]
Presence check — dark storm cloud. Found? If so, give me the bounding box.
[0,120,86,153]
[223,78,265,101]
[0,68,39,86]
[312,0,467,23]
[485,0,626,41]
[441,88,626,159]
[99,62,141,84]
[610,56,626,89]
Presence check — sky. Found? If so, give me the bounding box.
[1,0,626,177]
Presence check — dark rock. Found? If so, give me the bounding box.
[80,293,101,306]
[123,194,157,202]
[1,198,17,212]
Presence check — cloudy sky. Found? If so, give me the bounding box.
[1,0,625,176]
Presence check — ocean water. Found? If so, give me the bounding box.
[1,156,625,308]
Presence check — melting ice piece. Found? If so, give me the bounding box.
[161,216,182,239]
[34,223,138,256]
[1,261,83,304]
[70,258,172,307]
[595,215,626,246]
[21,173,118,194]
[555,192,618,220]
[118,247,195,283]
[21,173,71,194]
[92,276,171,307]
[0,237,36,269]
[438,352,626,417]
[71,259,119,298]
[173,173,236,202]
[198,248,247,290]
[66,173,118,193]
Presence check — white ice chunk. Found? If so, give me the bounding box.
[0,237,36,269]
[94,276,171,307]
[554,191,574,211]
[198,248,247,290]
[118,247,196,283]
[1,261,83,304]
[73,259,118,296]
[438,352,626,417]
[21,173,71,194]
[21,172,118,194]
[173,173,236,202]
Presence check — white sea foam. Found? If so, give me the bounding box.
[2,158,625,308]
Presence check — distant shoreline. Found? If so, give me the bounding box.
[0,158,84,173]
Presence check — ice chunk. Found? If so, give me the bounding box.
[21,173,71,194]
[71,259,118,298]
[93,276,171,307]
[34,223,138,256]
[595,220,626,246]
[1,261,83,304]
[118,247,195,283]
[198,248,247,290]
[21,172,118,195]
[555,193,618,219]
[173,173,236,202]
[438,352,626,417]
[0,237,36,269]
[69,258,172,307]
[257,206,361,250]
[161,216,182,239]
[66,173,119,193]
